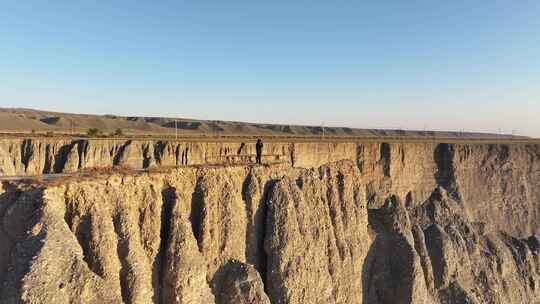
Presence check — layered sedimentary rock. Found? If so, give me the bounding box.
[265,161,368,303]
[0,162,367,303]
[0,142,539,303]
[1,139,352,176]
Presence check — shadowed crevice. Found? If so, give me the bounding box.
[142,144,152,169]
[42,144,53,174]
[112,213,131,304]
[113,140,132,166]
[154,141,167,166]
[63,195,104,280]
[77,140,89,170]
[380,143,391,177]
[258,179,280,296]
[153,186,177,304]
[0,189,46,300]
[434,144,461,201]
[190,178,205,251]
[255,180,276,282]
[52,143,73,173]
[21,139,33,172]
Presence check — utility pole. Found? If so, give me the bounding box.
[322,122,325,138]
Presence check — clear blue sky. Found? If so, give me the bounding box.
[1,1,539,136]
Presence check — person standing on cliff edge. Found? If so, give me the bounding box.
[256,139,263,164]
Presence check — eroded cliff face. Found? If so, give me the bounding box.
[0,162,369,304]
[0,142,539,304]
[0,139,355,176]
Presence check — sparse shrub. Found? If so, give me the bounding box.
[114,128,124,136]
[87,128,101,137]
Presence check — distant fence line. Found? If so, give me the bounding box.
[0,124,522,139]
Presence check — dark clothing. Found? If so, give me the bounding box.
[255,139,263,164]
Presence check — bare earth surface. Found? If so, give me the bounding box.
[0,107,526,139]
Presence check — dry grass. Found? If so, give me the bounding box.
[0,130,538,144]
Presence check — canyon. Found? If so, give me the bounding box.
[0,138,540,303]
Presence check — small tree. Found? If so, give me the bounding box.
[113,128,124,136]
[87,128,101,137]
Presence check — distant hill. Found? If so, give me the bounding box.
[0,107,526,139]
